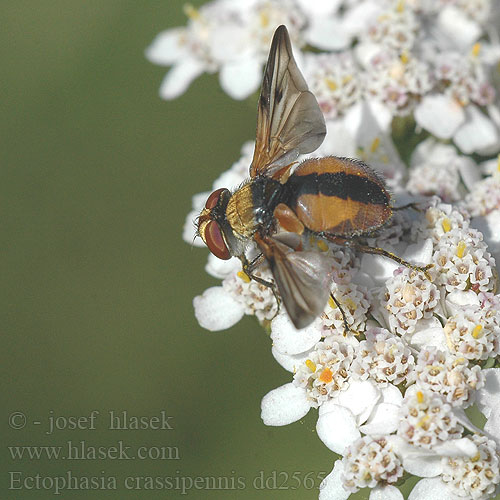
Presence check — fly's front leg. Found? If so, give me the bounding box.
[329,293,361,336]
[238,254,281,318]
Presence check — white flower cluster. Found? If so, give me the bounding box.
[148,0,500,154]
[153,1,500,499]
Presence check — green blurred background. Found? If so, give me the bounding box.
[1,1,338,498]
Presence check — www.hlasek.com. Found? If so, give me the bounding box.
[8,470,328,494]
[8,440,179,461]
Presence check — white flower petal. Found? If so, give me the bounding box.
[145,28,186,65]
[205,255,241,279]
[212,169,247,192]
[271,346,314,373]
[360,403,401,435]
[415,94,465,139]
[388,436,443,477]
[159,59,205,100]
[192,191,211,211]
[370,485,404,500]
[305,17,350,50]
[472,211,500,266]
[316,404,360,453]
[380,384,403,406]
[183,209,205,246]
[446,289,481,308]
[477,368,500,420]
[296,0,341,17]
[319,461,350,500]
[319,398,342,417]
[408,478,456,500]
[402,454,443,477]
[412,316,443,333]
[193,286,244,331]
[219,56,262,100]
[321,119,356,157]
[410,327,447,351]
[270,314,322,355]
[437,6,482,48]
[433,438,478,458]
[360,254,399,284]
[454,105,500,155]
[484,409,500,443]
[336,380,380,424]
[457,156,481,191]
[261,383,310,426]
[342,1,382,39]
[402,238,433,266]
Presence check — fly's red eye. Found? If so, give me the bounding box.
[205,221,230,260]
[205,188,227,209]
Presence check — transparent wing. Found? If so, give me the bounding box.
[256,235,333,329]
[249,25,326,180]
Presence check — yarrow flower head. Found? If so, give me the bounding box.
[351,327,414,386]
[341,435,404,492]
[157,1,500,498]
[381,266,440,337]
[409,347,484,408]
[398,387,464,449]
[293,334,356,408]
[442,434,500,499]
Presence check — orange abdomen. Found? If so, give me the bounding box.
[285,157,392,237]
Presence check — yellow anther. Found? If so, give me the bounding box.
[442,218,452,233]
[260,11,270,27]
[183,3,200,20]
[497,154,500,173]
[319,367,333,383]
[325,78,338,91]
[342,75,353,85]
[417,415,430,428]
[456,241,467,259]
[345,298,357,311]
[305,359,317,373]
[472,43,481,58]
[370,137,381,153]
[317,239,329,252]
[471,452,481,462]
[452,357,466,367]
[328,296,337,309]
[396,0,405,13]
[400,50,409,64]
[472,325,483,339]
[237,271,251,283]
[416,391,424,404]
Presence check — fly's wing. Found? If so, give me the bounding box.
[256,234,333,329]
[249,25,326,181]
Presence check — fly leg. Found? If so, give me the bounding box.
[329,293,361,336]
[350,243,433,280]
[239,254,281,319]
[392,202,422,212]
[322,234,433,280]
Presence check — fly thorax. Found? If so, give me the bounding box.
[225,183,259,239]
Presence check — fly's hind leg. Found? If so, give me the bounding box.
[392,202,423,212]
[322,234,433,280]
[352,244,433,280]
[238,254,281,319]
